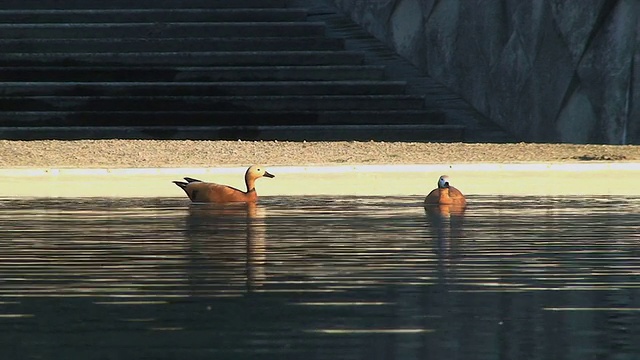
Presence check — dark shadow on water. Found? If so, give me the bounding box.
[0,196,638,359]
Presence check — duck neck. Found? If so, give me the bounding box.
[245,174,256,193]
[439,187,451,201]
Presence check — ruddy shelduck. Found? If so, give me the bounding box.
[424,175,466,206]
[173,165,274,203]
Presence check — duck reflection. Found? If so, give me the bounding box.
[424,203,466,280]
[424,204,466,233]
[185,202,267,293]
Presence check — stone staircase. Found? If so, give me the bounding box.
[0,0,467,141]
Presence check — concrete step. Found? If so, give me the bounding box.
[0,0,471,142]
[0,9,309,23]
[0,81,407,96]
[0,124,465,142]
[0,22,327,39]
[0,95,427,111]
[0,0,289,10]
[0,65,386,82]
[0,51,363,67]
[0,37,345,53]
[0,110,445,127]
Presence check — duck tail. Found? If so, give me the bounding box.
[173,181,188,190]
[184,177,202,183]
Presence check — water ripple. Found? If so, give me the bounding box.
[0,195,638,359]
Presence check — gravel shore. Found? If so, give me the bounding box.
[2,140,640,168]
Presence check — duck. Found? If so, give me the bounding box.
[424,175,466,206]
[173,165,274,203]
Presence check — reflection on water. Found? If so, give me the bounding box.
[185,202,267,292]
[0,196,638,359]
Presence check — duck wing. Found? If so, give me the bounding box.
[424,188,440,204]
[185,182,253,203]
[448,186,467,205]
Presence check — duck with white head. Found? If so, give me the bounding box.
[424,175,466,206]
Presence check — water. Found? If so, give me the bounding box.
[0,196,638,360]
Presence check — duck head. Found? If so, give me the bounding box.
[438,175,450,188]
[246,165,275,180]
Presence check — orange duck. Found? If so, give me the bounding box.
[424,175,466,206]
[173,165,274,203]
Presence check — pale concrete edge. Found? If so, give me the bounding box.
[2,162,640,176]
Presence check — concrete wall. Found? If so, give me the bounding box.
[333,0,640,144]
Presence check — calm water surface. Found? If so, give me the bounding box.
[0,196,638,359]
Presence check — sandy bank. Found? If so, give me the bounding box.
[3,140,640,168]
[2,140,640,197]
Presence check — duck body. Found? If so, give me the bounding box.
[174,178,258,203]
[173,165,274,203]
[424,175,466,206]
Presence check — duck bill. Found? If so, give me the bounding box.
[264,171,275,178]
